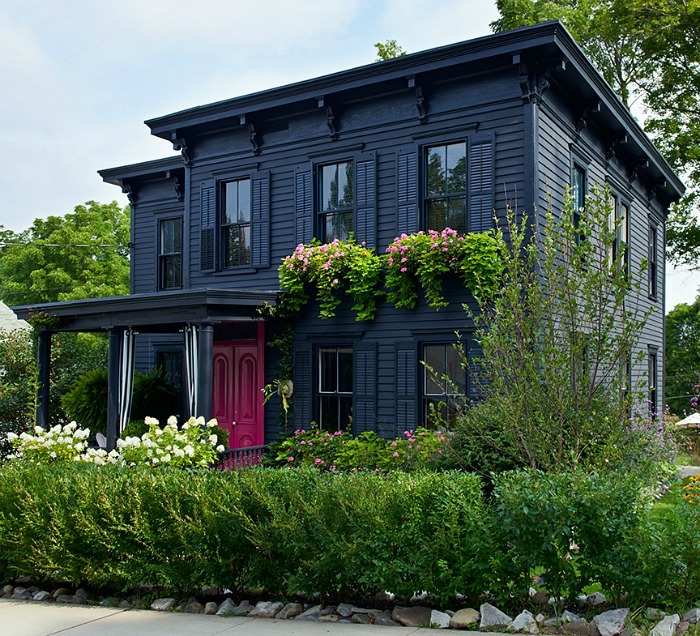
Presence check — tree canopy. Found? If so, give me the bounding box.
[665,294,700,415]
[492,0,700,270]
[0,201,130,306]
[374,39,407,61]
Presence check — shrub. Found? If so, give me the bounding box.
[61,368,109,434]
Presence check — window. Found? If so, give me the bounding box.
[648,223,658,298]
[648,347,658,416]
[221,178,251,267]
[607,195,629,274]
[156,350,183,398]
[318,161,354,242]
[423,343,466,427]
[318,346,353,431]
[424,142,467,232]
[158,218,182,290]
[572,164,586,232]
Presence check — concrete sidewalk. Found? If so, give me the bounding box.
[0,600,495,636]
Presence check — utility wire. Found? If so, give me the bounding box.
[0,241,127,249]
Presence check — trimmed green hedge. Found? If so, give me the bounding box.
[0,464,697,607]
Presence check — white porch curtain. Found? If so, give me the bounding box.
[183,324,199,417]
[118,328,135,434]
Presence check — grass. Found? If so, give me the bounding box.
[677,452,700,467]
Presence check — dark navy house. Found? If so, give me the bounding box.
[15,23,683,452]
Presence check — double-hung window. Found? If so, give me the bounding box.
[158,217,182,290]
[648,347,658,416]
[607,195,629,274]
[318,161,354,242]
[424,142,467,232]
[423,343,466,427]
[318,346,353,431]
[572,164,586,231]
[648,222,658,299]
[221,178,252,267]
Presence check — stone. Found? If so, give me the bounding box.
[563,611,586,623]
[216,598,238,616]
[2,584,14,596]
[55,595,75,604]
[677,621,690,636]
[72,588,88,604]
[431,610,451,629]
[647,609,666,620]
[587,592,608,607]
[337,603,354,617]
[27,586,40,594]
[276,603,304,620]
[319,615,340,623]
[204,602,218,615]
[351,614,371,625]
[249,601,284,619]
[52,588,71,599]
[296,604,323,621]
[150,598,177,611]
[99,597,121,607]
[410,591,430,603]
[544,618,561,628]
[201,587,218,596]
[375,610,399,626]
[650,614,680,636]
[564,621,592,636]
[450,608,481,629]
[32,591,51,602]
[531,590,550,605]
[15,576,31,585]
[392,606,432,627]
[320,606,337,615]
[118,600,132,609]
[593,608,630,636]
[512,610,539,633]
[683,609,700,624]
[445,610,455,617]
[11,588,33,601]
[535,614,546,627]
[480,603,513,629]
[184,601,205,614]
[375,591,395,602]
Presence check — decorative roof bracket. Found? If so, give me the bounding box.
[317,97,338,140]
[575,101,601,138]
[407,76,427,122]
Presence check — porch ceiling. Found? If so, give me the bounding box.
[12,288,279,332]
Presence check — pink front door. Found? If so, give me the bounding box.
[212,329,264,449]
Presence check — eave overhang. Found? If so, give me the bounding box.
[12,288,279,333]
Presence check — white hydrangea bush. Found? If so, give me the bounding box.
[5,416,225,468]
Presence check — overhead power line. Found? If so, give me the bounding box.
[0,241,127,249]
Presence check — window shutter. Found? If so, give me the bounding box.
[395,341,417,432]
[468,133,495,233]
[199,179,216,272]
[293,341,312,428]
[397,145,418,236]
[353,341,377,434]
[295,164,313,246]
[354,151,377,248]
[468,338,485,402]
[251,170,270,268]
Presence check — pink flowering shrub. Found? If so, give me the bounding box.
[277,238,383,321]
[385,228,505,310]
[268,424,450,472]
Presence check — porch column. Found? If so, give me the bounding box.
[197,323,214,421]
[106,327,122,451]
[35,330,52,428]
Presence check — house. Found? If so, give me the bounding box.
[0,302,29,333]
[13,22,683,451]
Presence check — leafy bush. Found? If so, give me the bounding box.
[61,368,109,433]
[266,425,450,472]
[130,367,178,423]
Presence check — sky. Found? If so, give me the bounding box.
[0,0,697,310]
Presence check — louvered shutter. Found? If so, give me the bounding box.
[293,341,312,428]
[353,341,377,434]
[295,164,313,246]
[199,179,216,272]
[468,133,495,233]
[397,145,419,236]
[395,341,417,432]
[468,337,485,402]
[251,170,270,268]
[354,151,377,248]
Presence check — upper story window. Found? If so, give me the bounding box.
[424,142,467,233]
[221,178,252,267]
[158,217,182,290]
[318,161,354,242]
[572,164,586,230]
[423,343,466,427]
[607,195,629,274]
[318,346,353,431]
[648,222,658,299]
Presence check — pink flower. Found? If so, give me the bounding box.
[390,441,397,447]
[332,278,339,285]
[400,267,407,272]
[288,456,294,462]
[393,451,399,457]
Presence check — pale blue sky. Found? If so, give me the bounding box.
[0,0,697,307]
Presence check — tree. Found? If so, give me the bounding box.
[492,0,700,269]
[665,294,700,415]
[0,200,130,306]
[374,39,407,61]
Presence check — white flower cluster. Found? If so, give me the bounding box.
[5,416,225,469]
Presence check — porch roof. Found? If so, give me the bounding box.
[12,288,279,333]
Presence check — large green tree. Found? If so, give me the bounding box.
[665,295,700,415]
[0,201,130,305]
[492,0,700,269]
